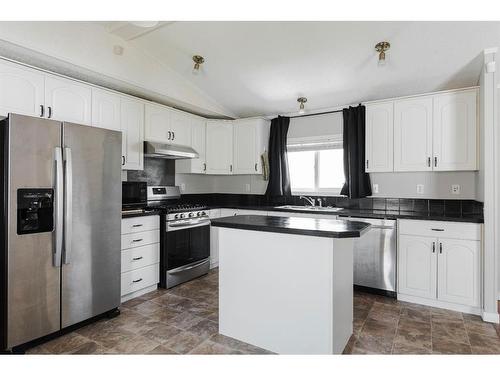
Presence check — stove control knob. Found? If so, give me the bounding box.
[174,214,179,219]
[188,213,195,218]
[179,213,185,219]
[201,211,207,216]
[197,212,202,217]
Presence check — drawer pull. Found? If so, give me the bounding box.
[132,224,143,228]
[132,238,143,243]
[132,278,143,283]
[432,242,435,253]
[132,256,143,261]
[431,228,444,232]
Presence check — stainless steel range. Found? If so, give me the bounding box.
[145,186,211,289]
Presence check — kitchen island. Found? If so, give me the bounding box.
[210,215,370,354]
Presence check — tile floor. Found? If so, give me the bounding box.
[26,269,500,355]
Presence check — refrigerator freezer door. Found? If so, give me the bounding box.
[6,114,62,348]
[61,123,122,328]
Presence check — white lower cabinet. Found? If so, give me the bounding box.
[121,215,160,302]
[208,209,221,269]
[437,238,480,307]
[398,235,437,299]
[397,219,481,312]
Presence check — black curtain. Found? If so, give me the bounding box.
[265,116,292,198]
[340,105,372,198]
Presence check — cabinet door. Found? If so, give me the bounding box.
[145,103,170,143]
[91,88,121,131]
[190,117,206,172]
[206,120,233,174]
[437,238,480,307]
[233,119,259,174]
[394,97,433,171]
[433,90,477,171]
[398,235,437,299]
[365,102,394,172]
[170,110,192,146]
[0,59,45,118]
[44,75,91,125]
[121,98,144,170]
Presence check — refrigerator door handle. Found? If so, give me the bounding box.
[63,147,73,264]
[54,147,64,267]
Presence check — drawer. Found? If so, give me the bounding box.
[398,219,481,241]
[121,263,159,296]
[121,230,160,250]
[122,215,160,234]
[121,243,160,273]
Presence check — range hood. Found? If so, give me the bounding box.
[144,141,199,159]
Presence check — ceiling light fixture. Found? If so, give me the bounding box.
[297,97,307,114]
[192,55,205,75]
[375,41,390,66]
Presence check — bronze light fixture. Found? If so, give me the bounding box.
[375,41,390,66]
[192,55,205,75]
[297,97,307,114]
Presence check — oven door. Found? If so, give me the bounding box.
[165,219,210,288]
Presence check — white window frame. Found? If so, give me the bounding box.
[287,135,344,196]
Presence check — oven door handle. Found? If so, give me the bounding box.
[168,259,210,275]
[167,219,210,231]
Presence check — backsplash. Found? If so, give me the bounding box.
[179,193,483,215]
[127,158,175,186]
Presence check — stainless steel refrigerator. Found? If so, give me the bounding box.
[0,113,122,351]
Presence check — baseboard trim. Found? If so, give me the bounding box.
[397,294,482,315]
[120,284,157,303]
[482,311,500,324]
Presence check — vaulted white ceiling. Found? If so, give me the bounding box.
[124,21,500,118]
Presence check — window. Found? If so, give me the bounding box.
[287,137,344,195]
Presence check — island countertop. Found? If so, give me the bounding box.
[210,214,371,238]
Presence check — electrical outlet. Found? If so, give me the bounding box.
[373,184,379,193]
[416,184,424,194]
[245,184,251,192]
[180,183,186,191]
[451,184,461,195]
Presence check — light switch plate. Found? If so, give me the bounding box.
[416,184,424,194]
[181,183,186,191]
[451,184,460,195]
[373,184,379,193]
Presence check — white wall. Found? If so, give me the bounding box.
[0,22,234,118]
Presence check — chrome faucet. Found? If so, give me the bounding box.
[299,196,316,206]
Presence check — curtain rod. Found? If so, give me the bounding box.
[289,109,343,119]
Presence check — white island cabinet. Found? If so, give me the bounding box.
[212,215,369,354]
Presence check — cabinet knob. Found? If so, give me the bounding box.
[427,157,431,167]
[168,131,171,140]
[39,105,44,118]
[203,163,207,171]
[255,163,258,172]
[366,160,369,169]
[434,156,438,168]
[172,131,175,141]
[230,164,233,172]
[47,106,52,119]
[439,243,443,254]
[122,156,125,166]
[432,242,435,253]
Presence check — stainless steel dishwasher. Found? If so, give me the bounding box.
[343,217,397,296]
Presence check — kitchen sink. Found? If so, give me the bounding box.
[274,205,344,213]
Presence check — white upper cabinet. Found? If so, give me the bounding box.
[398,235,437,300]
[145,103,170,143]
[44,75,92,125]
[437,238,480,307]
[432,90,477,171]
[176,117,206,174]
[365,102,394,172]
[170,110,192,146]
[394,96,433,172]
[91,88,121,131]
[120,98,144,170]
[0,59,45,118]
[206,120,233,174]
[233,118,270,174]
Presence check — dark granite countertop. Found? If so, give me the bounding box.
[210,214,371,238]
[121,209,162,219]
[207,205,484,223]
